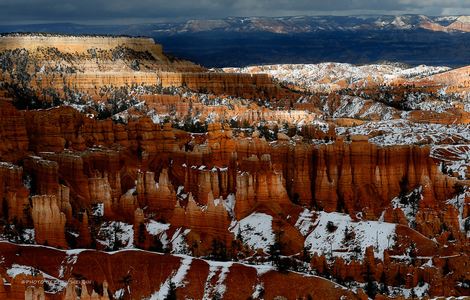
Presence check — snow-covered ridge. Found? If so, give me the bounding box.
[152,15,470,34]
[337,120,470,146]
[225,63,450,92]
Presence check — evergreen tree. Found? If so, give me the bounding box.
[380,271,389,295]
[269,231,289,273]
[210,239,229,261]
[165,281,177,300]
[138,223,146,245]
[365,265,378,298]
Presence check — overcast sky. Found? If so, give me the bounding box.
[1,0,470,24]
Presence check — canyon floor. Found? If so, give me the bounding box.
[0,33,469,300]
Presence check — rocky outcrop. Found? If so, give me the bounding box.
[0,101,28,161]
[420,16,470,33]
[88,172,114,218]
[311,140,457,216]
[23,156,59,196]
[136,169,176,215]
[77,211,92,248]
[31,195,67,248]
[171,192,231,251]
[0,162,29,223]
[413,65,470,94]
[235,154,291,219]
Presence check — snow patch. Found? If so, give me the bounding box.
[223,193,236,217]
[431,145,470,180]
[146,220,171,250]
[446,189,470,236]
[114,288,125,299]
[295,209,315,236]
[304,211,396,260]
[225,63,449,93]
[337,120,470,146]
[92,203,104,217]
[251,282,264,299]
[229,212,275,253]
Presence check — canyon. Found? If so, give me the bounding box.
[0,34,468,299]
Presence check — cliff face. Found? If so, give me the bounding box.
[31,195,67,248]
[234,154,292,218]
[0,34,469,299]
[0,162,29,223]
[0,102,467,238]
[419,16,470,33]
[0,101,28,161]
[312,140,456,215]
[136,169,177,215]
[3,103,464,242]
[0,96,468,299]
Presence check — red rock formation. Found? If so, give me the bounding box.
[88,172,114,218]
[77,211,92,248]
[118,189,138,221]
[420,16,470,33]
[413,65,470,94]
[136,169,177,216]
[171,192,231,250]
[235,154,292,219]
[31,195,67,248]
[0,101,29,162]
[5,189,30,224]
[311,140,457,217]
[0,34,468,299]
[0,162,29,223]
[23,156,60,196]
[382,207,408,225]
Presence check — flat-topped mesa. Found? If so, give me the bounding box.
[0,33,205,87]
[0,34,165,61]
[0,34,294,102]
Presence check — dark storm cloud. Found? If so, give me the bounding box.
[1,0,470,24]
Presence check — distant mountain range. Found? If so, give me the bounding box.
[2,15,470,67]
[145,15,470,34]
